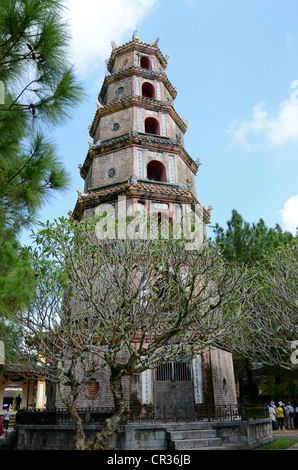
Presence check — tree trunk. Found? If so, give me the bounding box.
[67,403,86,450]
[87,367,128,450]
[58,382,87,451]
[245,359,256,403]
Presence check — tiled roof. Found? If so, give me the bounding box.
[98,66,176,104]
[106,38,168,72]
[90,94,186,138]
[72,180,210,222]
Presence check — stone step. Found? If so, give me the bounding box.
[166,421,213,431]
[193,447,225,451]
[169,429,217,440]
[172,437,223,450]
[166,422,224,450]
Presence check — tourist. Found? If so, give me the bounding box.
[2,409,10,431]
[294,403,298,428]
[268,403,276,430]
[285,402,295,430]
[276,402,285,431]
[15,394,22,411]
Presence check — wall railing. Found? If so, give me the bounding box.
[15,404,269,425]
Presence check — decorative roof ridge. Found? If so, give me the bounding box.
[106,37,168,71]
[110,38,158,55]
[94,94,171,116]
[98,66,176,104]
[78,180,202,207]
[88,131,183,156]
[108,65,166,80]
[72,179,211,222]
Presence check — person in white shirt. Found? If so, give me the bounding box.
[3,410,10,430]
[285,402,295,430]
[268,404,276,430]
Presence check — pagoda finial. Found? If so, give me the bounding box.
[133,30,139,40]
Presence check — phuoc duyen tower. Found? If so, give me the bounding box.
[49,33,237,414]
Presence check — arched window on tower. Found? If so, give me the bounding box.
[145,117,160,135]
[140,56,151,69]
[142,82,155,99]
[147,160,166,182]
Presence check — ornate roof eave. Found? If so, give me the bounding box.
[72,180,211,223]
[90,95,186,138]
[80,132,199,179]
[106,38,168,73]
[98,66,177,104]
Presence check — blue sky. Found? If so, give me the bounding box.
[21,0,298,244]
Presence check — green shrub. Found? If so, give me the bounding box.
[242,407,269,420]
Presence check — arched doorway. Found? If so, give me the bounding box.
[142,82,155,99]
[144,117,160,135]
[3,385,22,408]
[147,160,166,182]
[140,56,151,69]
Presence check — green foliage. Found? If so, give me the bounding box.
[242,406,269,420]
[0,0,85,318]
[258,439,297,450]
[0,224,34,314]
[213,209,294,266]
[258,365,298,401]
[214,211,297,382]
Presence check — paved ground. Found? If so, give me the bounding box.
[273,429,298,450]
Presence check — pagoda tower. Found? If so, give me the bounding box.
[66,34,237,413]
[73,33,210,238]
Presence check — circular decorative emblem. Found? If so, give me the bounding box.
[116,87,124,95]
[86,381,99,398]
[112,122,120,131]
[108,168,116,178]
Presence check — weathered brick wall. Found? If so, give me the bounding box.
[113,50,135,73]
[87,148,134,192]
[84,146,195,196]
[104,76,134,107]
[95,107,134,143]
[48,364,131,410]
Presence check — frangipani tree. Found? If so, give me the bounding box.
[7,215,255,450]
[230,241,298,369]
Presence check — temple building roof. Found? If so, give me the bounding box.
[72,179,211,223]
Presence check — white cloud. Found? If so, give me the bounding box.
[279,195,298,235]
[64,0,158,75]
[229,83,298,149]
